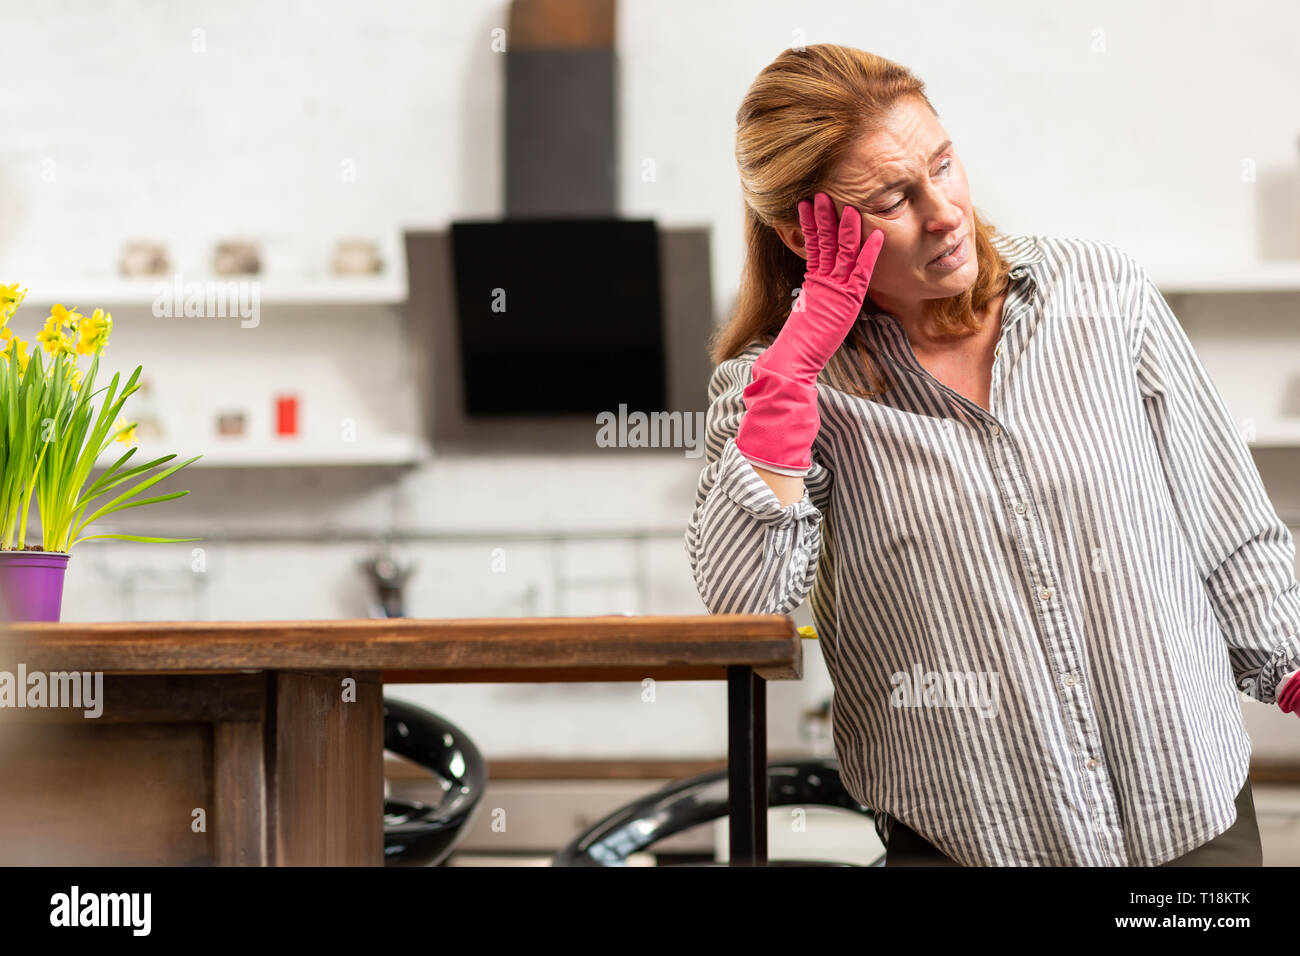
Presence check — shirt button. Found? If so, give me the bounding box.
[1063,674,1076,686]
[990,425,1001,437]
[1039,586,1053,600]
[1086,758,1100,770]
[1014,503,1027,515]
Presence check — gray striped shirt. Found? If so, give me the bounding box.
[685,234,1300,865]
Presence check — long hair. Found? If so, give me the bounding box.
[713,43,1014,399]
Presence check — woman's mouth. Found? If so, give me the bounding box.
[927,235,968,269]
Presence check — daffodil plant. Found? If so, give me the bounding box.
[0,283,202,552]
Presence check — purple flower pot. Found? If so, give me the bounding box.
[0,550,70,622]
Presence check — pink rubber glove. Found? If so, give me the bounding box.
[1277,669,1300,715]
[735,192,885,474]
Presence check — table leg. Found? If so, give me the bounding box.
[269,670,384,865]
[727,665,767,866]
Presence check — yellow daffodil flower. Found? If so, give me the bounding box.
[37,311,79,358]
[0,334,29,375]
[112,414,138,447]
[49,303,81,328]
[0,283,24,326]
[76,308,112,355]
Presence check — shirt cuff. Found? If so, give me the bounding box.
[738,451,811,478]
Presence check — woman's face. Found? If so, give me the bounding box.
[782,97,978,306]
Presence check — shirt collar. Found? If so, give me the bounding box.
[860,233,1045,325]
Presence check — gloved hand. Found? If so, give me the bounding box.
[1277,669,1300,716]
[735,192,885,474]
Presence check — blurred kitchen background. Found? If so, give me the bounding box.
[3,0,1300,864]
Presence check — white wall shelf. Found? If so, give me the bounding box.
[1148,261,1300,294]
[90,434,431,470]
[14,274,407,307]
[1248,424,1300,449]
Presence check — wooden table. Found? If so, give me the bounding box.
[0,615,801,866]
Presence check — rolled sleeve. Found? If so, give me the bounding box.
[684,350,833,615]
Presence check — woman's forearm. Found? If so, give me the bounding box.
[751,464,805,508]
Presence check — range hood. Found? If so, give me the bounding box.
[505,0,617,216]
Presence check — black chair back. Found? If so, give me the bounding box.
[383,697,488,866]
[552,758,884,866]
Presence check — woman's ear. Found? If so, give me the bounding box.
[775,221,807,260]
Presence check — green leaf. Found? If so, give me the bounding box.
[70,486,193,540]
[79,451,177,504]
[70,533,204,546]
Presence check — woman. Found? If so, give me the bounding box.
[685,43,1300,866]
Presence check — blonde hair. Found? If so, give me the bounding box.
[713,43,1013,399]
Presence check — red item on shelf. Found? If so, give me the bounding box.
[276,395,298,436]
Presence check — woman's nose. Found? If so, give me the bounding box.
[916,183,963,227]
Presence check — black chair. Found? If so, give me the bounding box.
[551,757,886,866]
[383,698,488,866]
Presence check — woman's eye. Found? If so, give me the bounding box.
[876,159,953,214]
